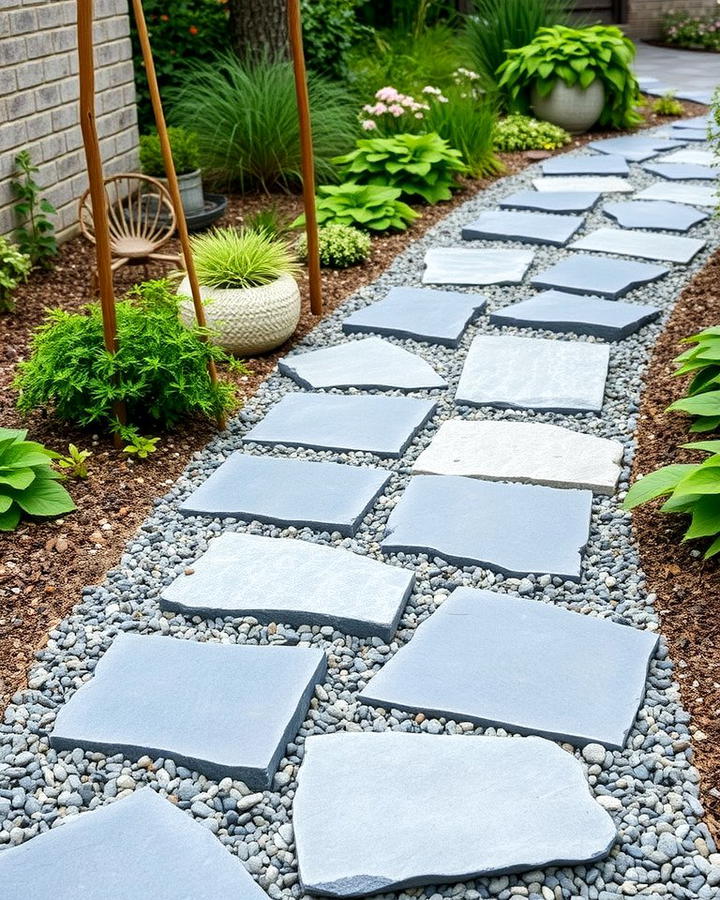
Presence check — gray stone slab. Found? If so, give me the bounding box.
[381,475,592,580]
[461,209,583,246]
[570,227,706,264]
[489,290,661,340]
[358,588,658,749]
[658,127,708,142]
[661,148,715,166]
[532,254,669,298]
[294,731,616,897]
[500,189,601,213]
[244,393,436,458]
[180,454,389,536]
[532,176,633,193]
[675,90,715,104]
[422,247,534,285]
[455,334,609,414]
[641,162,717,181]
[672,115,711,130]
[0,790,268,900]
[541,155,629,176]
[278,336,446,392]
[635,183,717,207]
[603,200,709,232]
[342,286,486,348]
[588,136,687,161]
[160,532,415,640]
[50,634,326,788]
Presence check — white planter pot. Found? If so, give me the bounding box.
[531,79,605,134]
[177,273,301,356]
[160,169,204,216]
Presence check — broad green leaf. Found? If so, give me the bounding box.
[0,495,12,513]
[690,416,720,433]
[682,441,720,454]
[0,504,21,532]
[623,464,695,509]
[673,466,720,497]
[683,495,720,539]
[14,476,75,517]
[668,391,720,416]
[0,467,35,490]
[704,534,720,558]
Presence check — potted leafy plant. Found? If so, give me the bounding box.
[139,127,204,216]
[176,227,301,356]
[497,25,643,133]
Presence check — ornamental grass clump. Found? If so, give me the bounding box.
[190,227,299,290]
[298,224,371,268]
[294,184,420,232]
[494,114,570,151]
[424,87,503,178]
[667,327,720,432]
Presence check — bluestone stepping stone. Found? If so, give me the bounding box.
[455,334,609,414]
[0,790,268,900]
[50,634,326,788]
[293,732,616,897]
[422,247,534,285]
[381,475,592,579]
[278,336,446,391]
[180,454,389,535]
[641,161,717,181]
[532,254,669,298]
[244,393,436,457]
[499,189,600,213]
[412,419,623,494]
[489,290,661,340]
[661,148,715,166]
[341,286,486,348]
[461,209,583,246]
[541,155,629,176]
[635,182,717,207]
[659,127,708,142]
[603,200,709,232]
[358,588,658,749]
[672,115,711,130]
[160,532,415,640]
[532,176,633,193]
[588,135,687,161]
[570,227,706,264]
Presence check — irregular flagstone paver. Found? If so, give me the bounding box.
[180,453,390,535]
[341,286,486,347]
[490,289,661,340]
[541,155,629,176]
[422,247,534,285]
[460,209,584,246]
[160,533,414,640]
[243,393,436,457]
[499,189,601,213]
[587,136,687,161]
[532,254,670,298]
[50,634,327,788]
[455,334,609,414]
[532,176,633,194]
[293,732,616,897]
[634,182,717,208]
[412,419,623,494]
[278,336,446,391]
[381,474,592,579]
[358,588,659,749]
[642,162,718,181]
[658,128,708,142]
[661,148,715,166]
[570,227,706,265]
[603,200,709,232]
[0,790,269,900]
[672,115,711,130]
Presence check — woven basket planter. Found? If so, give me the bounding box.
[531,79,605,134]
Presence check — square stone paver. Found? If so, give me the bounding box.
[603,200,708,232]
[412,419,623,494]
[160,533,414,640]
[541,155,629,176]
[499,189,601,213]
[381,474,592,580]
[588,136,687,161]
[635,183,717,207]
[0,790,269,900]
[532,176,633,194]
[570,227,706,264]
[455,334,609,414]
[461,210,584,246]
[358,588,659,749]
[50,634,327,788]
[342,286,486,348]
[244,393,436,457]
[642,162,717,181]
[532,254,669,298]
[180,454,389,535]
[661,148,715,166]
[422,247,534,285]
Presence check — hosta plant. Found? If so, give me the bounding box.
[493,114,570,151]
[297,224,371,268]
[668,327,720,432]
[294,184,420,232]
[0,428,75,532]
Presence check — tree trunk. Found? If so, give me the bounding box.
[228,0,289,60]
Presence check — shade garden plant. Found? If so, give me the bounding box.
[295,183,420,232]
[493,114,570,151]
[298,225,371,269]
[667,327,720,433]
[0,236,32,313]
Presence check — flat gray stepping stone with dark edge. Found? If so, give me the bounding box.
[461,210,583,246]
[180,454,389,536]
[341,286,486,348]
[490,290,661,341]
[50,634,326,788]
[635,183,717,207]
[455,334,609,414]
[381,475,592,580]
[642,162,717,181]
[358,588,658,749]
[661,148,714,166]
[532,254,669,299]
[293,732,616,897]
[160,532,414,640]
[422,247,534,285]
[278,336,446,392]
[532,176,633,193]
[243,393,436,458]
[588,136,687,161]
[570,227,706,265]
[603,200,709,232]
[499,189,600,213]
[672,115,711,130]
[0,790,269,900]
[412,419,623,494]
[541,155,629,176]
[659,128,708,142]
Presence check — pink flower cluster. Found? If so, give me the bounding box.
[360,86,431,132]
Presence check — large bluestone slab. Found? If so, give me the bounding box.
[460,209,583,246]
[243,393,436,458]
[661,148,715,166]
[50,634,326,788]
[455,334,609,414]
[635,183,717,207]
[641,161,717,181]
[489,290,661,340]
[293,732,616,897]
[341,286,486,348]
[278,336,446,392]
[672,115,711,130]
[588,135,687,161]
[422,247,534,285]
[412,419,623,494]
[603,200,709,232]
[180,454,389,536]
[541,155,629,176]
[358,588,659,749]
[532,254,669,298]
[570,227,706,265]
[532,176,633,194]
[160,532,414,640]
[499,189,600,213]
[659,127,708,142]
[381,475,592,580]
[0,790,269,900]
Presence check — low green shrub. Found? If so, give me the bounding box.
[190,228,299,290]
[661,11,720,52]
[668,327,720,432]
[139,127,200,177]
[651,93,684,117]
[494,114,570,151]
[298,224,371,268]
[295,183,420,232]
[301,0,368,80]
[0,236,31,313]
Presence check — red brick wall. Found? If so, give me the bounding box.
[624,0,718,39]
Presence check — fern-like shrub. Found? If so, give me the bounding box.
[0,235,31,313]
[298,225,371,268]
[190,228,299,290]
[294,184,420,232]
